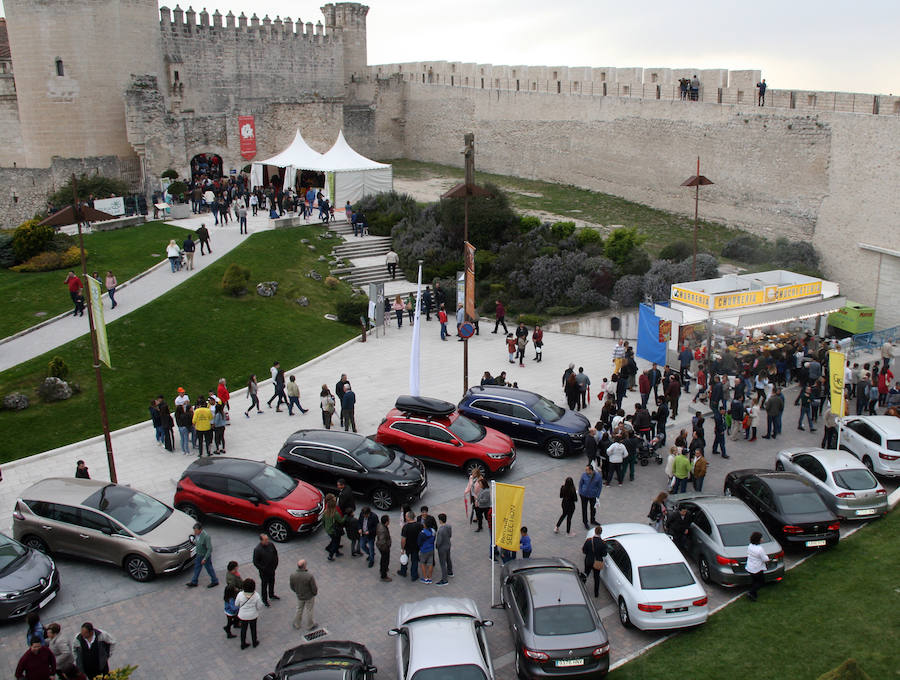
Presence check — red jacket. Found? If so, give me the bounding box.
[638,373,650,394]
[217,384,230,403]
[438,310,447,324]
[495,302,505,318]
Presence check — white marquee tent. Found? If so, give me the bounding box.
[249,129,392,207]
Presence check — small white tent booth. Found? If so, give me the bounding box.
[249,129,392,206]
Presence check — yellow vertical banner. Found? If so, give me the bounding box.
[87,275,111,368]
[493,482,525,551]
[828,350,844,415]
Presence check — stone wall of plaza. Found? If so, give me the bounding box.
[362,76,900,313]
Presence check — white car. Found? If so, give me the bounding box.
[775,447,888,519]
[598,523,709,631]
[838,416,900,477]
[390,597,495,680]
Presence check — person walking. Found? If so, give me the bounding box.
[186,522,219,588]
[252,534,279,606]
[438,304,448,341]
[385,249,399,280]
[392,295,404,328]
[492,299,509,334]
[73,622,116,679]
[65,271,83,317]
[763,387,784,439]
[212,402,227,454]
[286,375,309,415]
[376,514,392,582]
[182,233,196,270]
[337,478,356,517]
[319,384,336,429]
[104,271,118,309]
[192,398,214,457]
[238,202,248,234]
[575,367,591,410]
[578,465,603,528]
[692,449,708,492]
[245,374,262,417]
[272,365,287,412]
[554,476,578,536]
[434,513,453,585]
[648,491,669,532]
[235,578,263,649]
[746,397,761,441]
[223,581,240,639]
[666,373,681,417]
[581,526,607,598]
[166,239,181,272]
[45,623,76,679]
[16,639,56,680]
[289,559,318,631]
[745,531,768,601]
[341,384,357,432]
[322,494,345,561]
[712,406,730,458]
[359,506,378,568]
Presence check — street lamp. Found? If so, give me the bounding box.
[680,157,714,281]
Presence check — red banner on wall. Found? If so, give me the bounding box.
[238,116,256,160]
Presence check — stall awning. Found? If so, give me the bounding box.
[736,297,846,329]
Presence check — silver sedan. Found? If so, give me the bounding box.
[775,447,888,520]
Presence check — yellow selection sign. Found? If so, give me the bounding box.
[672,281,822,311]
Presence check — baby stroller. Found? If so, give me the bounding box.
[637,435,664,466]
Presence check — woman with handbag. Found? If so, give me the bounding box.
[320,384,336,429]
[322,494,345,561]
[234,578,263,649]
[581,526,607,597]
[554,477,577,536]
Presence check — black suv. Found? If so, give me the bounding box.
[276,430,427,511]
[457,386,589,458]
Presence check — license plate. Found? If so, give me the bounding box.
[190,547,197,556]
[39,591,56,609]
[555,659,585,667]
[666,606,688,613]
[856,508,876,516]
[805,539,827,547]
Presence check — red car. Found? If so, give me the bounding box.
[174,457,323,542]
[376,396,516,476]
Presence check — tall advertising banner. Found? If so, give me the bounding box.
[87,275,111,367]
[493,482,525,551]
[464,241,476,321]
[828,350,845,415]
[239,116,256,160]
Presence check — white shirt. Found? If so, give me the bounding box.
[174,394,189,408]
[746,543,768,574]
[607,441,627,464]
[844,366,852,385]
[270,366,278,381]
[166,243,180,258]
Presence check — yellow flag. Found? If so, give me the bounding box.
[493,482,525,551]
[828,350,844,415]
[87,276,111,368]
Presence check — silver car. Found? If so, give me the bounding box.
[389,597,495,680]
[775,447,888,520]
[13,478,196,582]
[665,495,785,588]
[838,415,900,477]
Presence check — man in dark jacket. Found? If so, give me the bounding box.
[74,623,115,680]
[336,478,356,516]
[398,511,421,581]
[666,374,681,418]
[253,533,279,606]
[633,404,652,440]
[679,346,694,392]
[578,465,603,528]
[763,387,784,439]
[341,385,357,432]
[709,376,724,411]
[289,559,318,631]
[15,640,56,680]
[196,223,211,255]
[492,300,508,334]
[648,363,663,403]
[421,287,433,321]
[712,406,729,458]
[667,507,692,552]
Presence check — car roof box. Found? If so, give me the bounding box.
[395,395,455,417]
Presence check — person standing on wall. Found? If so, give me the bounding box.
[757,79,767,106]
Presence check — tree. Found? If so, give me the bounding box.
[48,174,130,208]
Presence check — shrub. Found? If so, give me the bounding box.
[519,215,541,232]
[437,183,520,250]
[545,305,583,317]
[721,234,768,263]
[612,274,645,307]
[773,237,821,270]
[47,355,69,380]
[221,264,250,296]
[658,240,693,262]
[517,313,548,327]
[46,231,76,253]
[575,227,604,248]
[0,232,14,268]
[604,227,647,266]
[166,181,189,200]
[335,298,368,326]
[161,169,179,179]
[566,274,611,309]
[47,174,130,208]
[11,246,82,272]
[12,219,55,263]
[353,191,419,237]
[550,221,576,240]
[324,276,339,289]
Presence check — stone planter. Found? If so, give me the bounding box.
[167,203,192,219]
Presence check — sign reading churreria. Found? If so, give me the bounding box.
[239,116,256,160]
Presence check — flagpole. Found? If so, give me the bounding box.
[490,480,496,607]
[409,261,423,396]
[836,384,846,451]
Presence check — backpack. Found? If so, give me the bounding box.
[476,487,491,508]
[648,502,661,521]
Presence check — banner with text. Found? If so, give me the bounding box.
[239,116,256,160]
[87,275,111,367]
[828,350,845,415]
[493,482,525,552]
[464,241,476,321]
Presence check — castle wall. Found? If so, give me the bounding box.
[0,73,25,167]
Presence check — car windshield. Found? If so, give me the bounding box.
[638,563,695,589]
[82,485,172,535]
[531,395,565,422]
[251,465,298,501]
[533,604,595,636]
[0,534,27,573]
[886,439,900,452]
[448,415,486,443]
[718,520,771,547]
[282,670,348,680]
[411,665,488,680]
[833,469,877,490]
[778,492,828,514]
[353,438,393,469]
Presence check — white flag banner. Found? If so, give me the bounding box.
[409,263,423,396]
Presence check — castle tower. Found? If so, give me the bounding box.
[4,0,161,167]
[321,3,369,86]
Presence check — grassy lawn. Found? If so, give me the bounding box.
[0,226,358,461]
[610,510,899,680]
[0,221,193,338]
[389,159,744,258]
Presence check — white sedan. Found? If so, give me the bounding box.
[599,523,709,631]
[839,415,900,477]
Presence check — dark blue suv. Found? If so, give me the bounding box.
[458,386,589,458]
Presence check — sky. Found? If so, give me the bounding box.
[2,1,897,94]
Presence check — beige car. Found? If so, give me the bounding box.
[13,478,196,582]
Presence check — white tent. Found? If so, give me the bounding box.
[249,129,326,192]
[319,130,393,207]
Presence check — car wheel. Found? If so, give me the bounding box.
[544,437,567,459]
[862,456,875,474]
[371,487,394,511]
[22,535,49,554]
[176,503,202,520]
[774,461,784,472]
[266,519,291,543]
[124,554,154,582]
[464,460,488,478]
[514,652,528,680]
[698,556,712,584]
[618,597,632,628]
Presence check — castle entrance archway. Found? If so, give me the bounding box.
[190,153,223,182]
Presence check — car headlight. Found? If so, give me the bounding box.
[0,590,24,599]
[487,453,508,459]
[395,479,419,487]
[569,432,585,440]
[151,546,179,554]
[287,509,318,518]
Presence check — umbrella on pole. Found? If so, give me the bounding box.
[38,205,115,228]
[680,156,714,281]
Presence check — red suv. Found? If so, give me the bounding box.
[376,396,516,477]
[174,457,323,542]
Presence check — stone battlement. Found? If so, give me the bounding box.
[370,61,900,116]
[159,6,333,42]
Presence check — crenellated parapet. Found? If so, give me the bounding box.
[159,5,336,43]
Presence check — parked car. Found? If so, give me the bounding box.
[838,415,900,477]
[500,558,610,679]
[276,430,427,511]
[13,478,196,582]
[0,531,60,621]
[723,469,840,549]
[263,641,377,679]
[457,386,589,458]
[376,395,516,477]
[389,597,495,680]
[775,447,888,520]
[663,494,785,587]
[599,523,709,631]
[174,457,324,542]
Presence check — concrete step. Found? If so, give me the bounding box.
[331,263,389,276]
[331,243,391,259]
[332,236,392,251]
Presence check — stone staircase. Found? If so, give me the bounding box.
[329,226,394,286]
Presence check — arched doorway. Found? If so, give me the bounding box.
[190,153,223,182]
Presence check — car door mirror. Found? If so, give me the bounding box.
[366,666,378,675]
[101,526,114,535]
[248,495,261,505]
[479,619,494,628]
[263,674,278,680]
[388,628,400,637]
